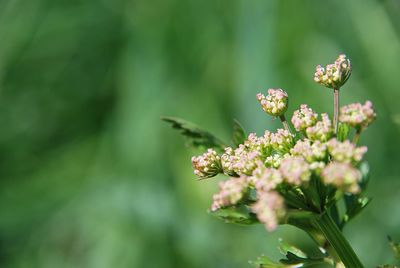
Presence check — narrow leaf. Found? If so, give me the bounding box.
[161,116,227,150]
[232,119,247,147]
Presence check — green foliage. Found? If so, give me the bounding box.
[337,123,350,142]
[161,116,227,151]
[232,119,247,147]
[388,236,400,261]
[209,205,259,225]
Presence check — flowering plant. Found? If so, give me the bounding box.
[163,55,399,267]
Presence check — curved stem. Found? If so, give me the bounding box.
[353,128,362,145]
[333,88,340,135]
[313,212,364,268]
[279,114,292,134]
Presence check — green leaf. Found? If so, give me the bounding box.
[232,119,247,147]
[359,161,370,190]
[209,205,259,225]
[388,236,400,261]
[161,116,227,150]
[278,239,328,267]
[342,195,371,226]
[250,256,285,268]
[337,123,350,142]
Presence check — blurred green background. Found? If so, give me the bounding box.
[0,0,400,267]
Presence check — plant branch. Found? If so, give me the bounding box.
[279,114,292,134]
[333,88,340,135]
[313,212,364,268]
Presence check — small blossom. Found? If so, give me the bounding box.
[271,129,295,154]
[256,88,289,117]
[279,156,311,185]
[252,191,286,231]
[314,54,352,88]
[211,177,248,211]
[321,162,361,194]
[306,113,334,142]
[339,101,376,130]
[291,104,318,132]
[221,147,237,176]
[327,138,367,164]
[191,149,222,178]
[249,163,283,191]
[265,153,289,168]
[244,132,273,158]
[290,139,327,163]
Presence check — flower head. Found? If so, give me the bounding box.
[291,104,318,132]
[251,191,286,231]
[340,101,376,130]
[211,177,248,211]
[279,156,311,185]
[271,129,295,154]
[314,54,352,88]
[306,113,334,142]
[249,163,283,191]
[290,139,327,163]
[265,153,289,168]
[257,88,289,117]
[327,138,367,164]
[192,149,222,178]
[321,162,362,194]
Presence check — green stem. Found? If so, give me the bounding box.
[279,114,292,134]
[333,88,340,135]
[352,128,362,145]
[313,212,364,268]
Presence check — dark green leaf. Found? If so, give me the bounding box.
[359,161,370,190]
[278,239,328,267]
[161,116,227,150]
[337,123,350,142]
[209,205,259,225]
[232,119,247,147]
[342,195,371,226]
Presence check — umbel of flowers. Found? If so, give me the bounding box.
[164,54,382,267]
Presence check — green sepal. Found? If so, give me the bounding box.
[337,123,350,142]
[342,195,371,226]
[161,116,227,151]
[232,119,247,147]
[209,205,259,225]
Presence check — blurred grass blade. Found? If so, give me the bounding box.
[232,119,247,147]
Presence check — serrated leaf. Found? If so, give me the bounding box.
[210,205,259,225]
[388,236,400,261]
[232,119,247,147]
[161,116,227,150]
[337,122,350,142]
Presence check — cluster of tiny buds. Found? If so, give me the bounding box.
[340,101,376,130]
[191,149,222,178]
[211,177,248,211]
[322,162,361,194]
[187,53,376,232]
[251,191,285,231]
[314,54,352,89]
[257,88,288,117]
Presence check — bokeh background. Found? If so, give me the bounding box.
[1,0,400,267]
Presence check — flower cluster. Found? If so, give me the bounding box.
[314,54,352,89]
[257,88,289,117]
[187,54,376,233]
[340,101,376,130]
[191,149,222,178]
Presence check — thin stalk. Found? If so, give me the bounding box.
[313,212,364,268]
[353,128,362,145]
[279,114,292,134]
[333,88,340,135]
